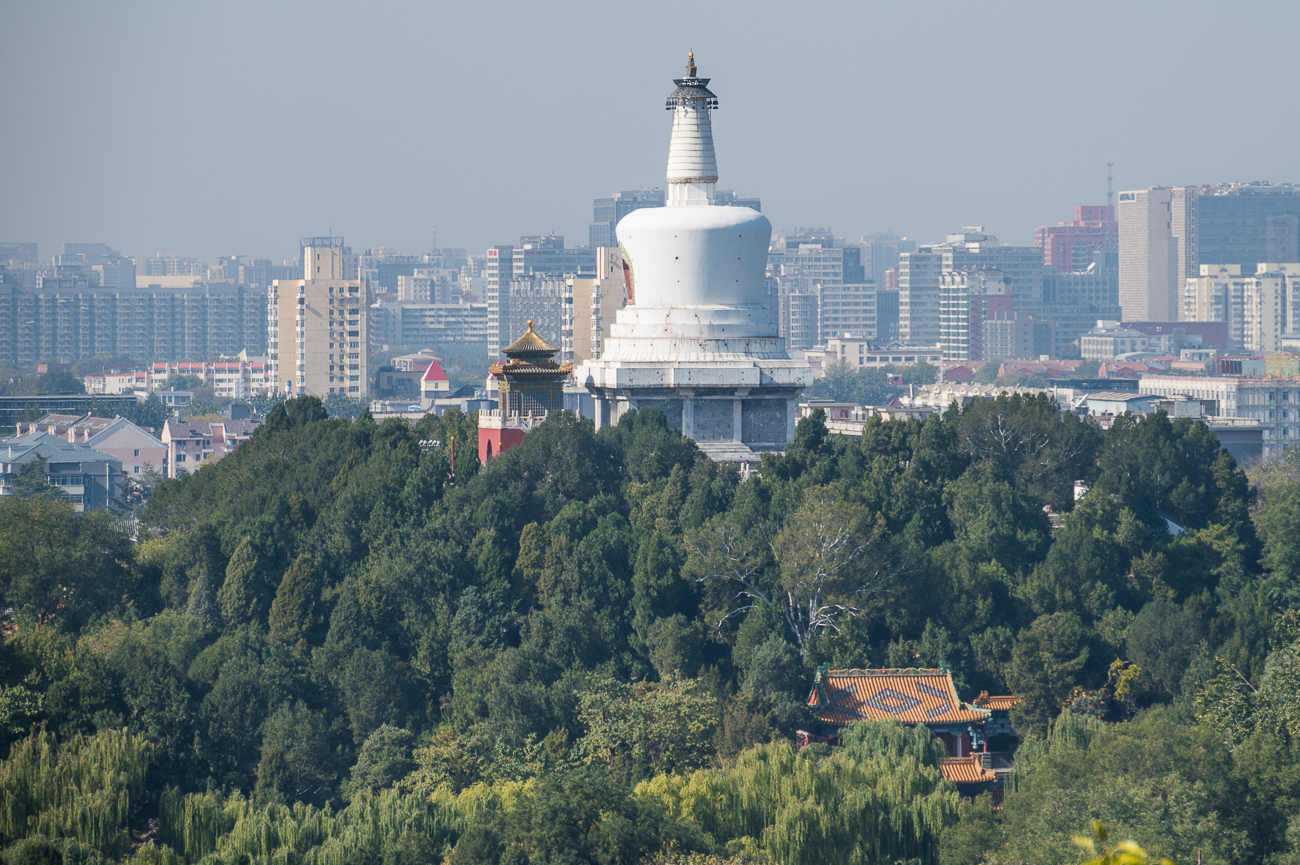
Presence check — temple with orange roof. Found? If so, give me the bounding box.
[802,666,1021,799]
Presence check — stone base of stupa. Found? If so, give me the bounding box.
[580,352,808,453]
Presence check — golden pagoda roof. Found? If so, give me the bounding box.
[503,320,558,356]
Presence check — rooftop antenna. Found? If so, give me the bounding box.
[1106,161,1115,210]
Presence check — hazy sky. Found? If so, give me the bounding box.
[3,0,1297,264]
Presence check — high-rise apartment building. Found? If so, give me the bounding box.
[818,282,886,343]
[484,245,514,355]
[0,271,266,365]
[268,240,367,397]
[507,276,568,350]
[512,236,595,280]
[590,190,666,248]
[939,269,1013,361]
[1118,188,1179,321]
[901,230,1043,346]
[1184,264,1250,348]
[569,247,625,364]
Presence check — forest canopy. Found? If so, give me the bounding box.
[2,394,1299,865]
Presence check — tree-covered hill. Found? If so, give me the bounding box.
[2,394,1299,865]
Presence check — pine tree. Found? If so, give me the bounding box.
[268,554,321,647]
[218,536,264,625]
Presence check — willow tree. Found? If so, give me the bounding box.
[638,719,956,865]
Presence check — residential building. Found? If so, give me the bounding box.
[0,433,122,510]
[1,243,38,266]
[590,190,666,248]
[507,276,568,350]
[419,360,450,407]
[14,413,165,477]
[372,301,490,349]
[1243,269,1295,353]
[816,337,943,370]
[484,245,514,355]
[1080,321,1158,359]
[818,282,884,343]
[939,269,1012,361]
[1118,188,1179,321]
[779,278,820,351]
[784,244,844,287]
[1139,374,1300,458]
[269,239,367,397]
[569,246,625,364]
[161,417,260,478]
[900,229,1044,347]
[0,274,267,365]
[1183,264,1250,347]
[512,236,595,280]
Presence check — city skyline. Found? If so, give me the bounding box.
[4,0,1300,261]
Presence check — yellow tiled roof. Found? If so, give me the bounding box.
[503,320,558,355]
[940,756,998,784]
[972,694,1021,711]
[808,668,991,725]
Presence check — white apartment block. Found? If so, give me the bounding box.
[269,244,367,397]
[1118,188,1179,321]
[1139,374,1300,458]
[1185,262,1300,352]
[818,282,880,343]
[820,337,942,370]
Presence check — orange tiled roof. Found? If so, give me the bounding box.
[808,668,990,726]
[941,757,997,784]
[972,693,1021,711]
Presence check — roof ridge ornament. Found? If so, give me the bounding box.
[687,50,696,78]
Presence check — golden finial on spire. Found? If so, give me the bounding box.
[527,319,535,331]
[687,50,696,78]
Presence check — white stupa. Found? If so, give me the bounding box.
[578,53,811,460]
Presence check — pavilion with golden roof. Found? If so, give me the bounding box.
[489,320,572,415]
[802,666,1021,798]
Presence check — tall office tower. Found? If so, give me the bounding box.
[1036,205,1117,272]
[1180,183,1300,276]
[590,190,666,248]
[484,245,514,355]
[1170,186,1198,294]
[269,239,367,398]
[818,282,881,343]
[1118,188,1179,321]
[1184,264,1249,348]
[841,247,865,283]
[898,251,943,343]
